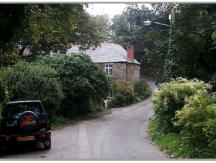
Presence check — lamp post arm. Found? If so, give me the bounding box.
[152,21,171,27]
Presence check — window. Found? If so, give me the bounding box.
[105,64,112,76]
[7,103,43,119]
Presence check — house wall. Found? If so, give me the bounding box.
[127,63,140,83]
[97,62,140,83]
[98,62,127,81]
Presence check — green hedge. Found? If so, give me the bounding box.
[110,80,152,108]
[110,81,134,107]
[0,77,9,117]
[153,77,211,132]
[35,54,110,117]
[174,92,216,157]
[0,61,63,117]
[150,77,216,158]
[134,80,151,99]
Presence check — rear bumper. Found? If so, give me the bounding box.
[0,131,51,145]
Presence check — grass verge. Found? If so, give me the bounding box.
[149,117,209,158]
[50,106,106,130]
[50,115,75,130]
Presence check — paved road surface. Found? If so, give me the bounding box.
[1,80,168,160]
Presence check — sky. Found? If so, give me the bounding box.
[85,3,127,19]
[85,3,152,20]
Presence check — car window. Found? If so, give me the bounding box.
[7,103,43,119]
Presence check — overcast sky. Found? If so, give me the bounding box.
[85,3,152,20]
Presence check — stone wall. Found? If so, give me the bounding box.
[98,62,127,81]
[97,62,140,83]
[127,63,140,83]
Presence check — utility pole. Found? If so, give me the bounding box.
[167,7,175,57]
[143,5,178,82]
[162,5,181,82]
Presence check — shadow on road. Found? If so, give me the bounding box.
[0,143,44,157]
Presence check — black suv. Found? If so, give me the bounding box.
[0,100,51,150]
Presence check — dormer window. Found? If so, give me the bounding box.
[105,65,112,76]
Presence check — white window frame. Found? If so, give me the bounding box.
[105,64,112,76]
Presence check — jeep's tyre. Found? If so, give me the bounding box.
[17,111,39,132]
[43,138,51,150]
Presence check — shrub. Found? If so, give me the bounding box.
[0,61,63,117]
[174,92,216,157]
[35,54,110,116]
[134,80,151,99]
[110,94,127,107]
[0,52,21,67]
[115,81,134,102]
[0,77,9,117]
[210,75,216,92]
[110,81,135,107]
[153,77,211,132]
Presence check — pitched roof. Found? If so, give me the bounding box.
[66,43,140,65]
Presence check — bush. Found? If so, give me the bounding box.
[174,92,216,157]
[153,77,211,132]
[35,54,110,116]
[0,53,21,67]
[149,117,210,158]
[134,80,151,99]
[115,81,134,102]
[110,81,135,107]
[210,75,216,92]
[110,94,127,107]
[0,61,63,117]
[0,77,9,117]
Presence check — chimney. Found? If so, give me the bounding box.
[127,43,134,61]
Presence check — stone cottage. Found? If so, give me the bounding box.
[66,42,140,83]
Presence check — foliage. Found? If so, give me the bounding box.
[0,61,63,116]
[50,115,74,130]
[161,4,216,82]
[110,81,134,107]
[0,5,26,54]
[111,4,216,82]
[0,53,21,67]
[0,77,9,117]
[149,117,215,158]
[110,94,128,107]
[111,4,169,79]
[115,81,134,99]
[91,14,112,41]
[0,4,104,59]
[35,54,110,116]
[90,105,105,113]
[153,77,211,132]
[210,74,216,92]
[133,80,151,99]
[110,80,152,108]
[161,24,182,82]
[174,92,216,157]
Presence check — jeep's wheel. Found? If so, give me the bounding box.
[17,111,39,132]
[43,138,51,150]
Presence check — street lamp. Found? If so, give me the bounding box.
[143,20,171,27]
[143,17,172,56]
[143,12,172,27]
[143,8,176,81]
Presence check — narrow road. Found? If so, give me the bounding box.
[1,80,168,160]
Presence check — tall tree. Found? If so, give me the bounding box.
[111,4,170,79]
[91,14,112,42]
[0,4,104,58]
[173,4,216,81]
[111,3,216,82]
